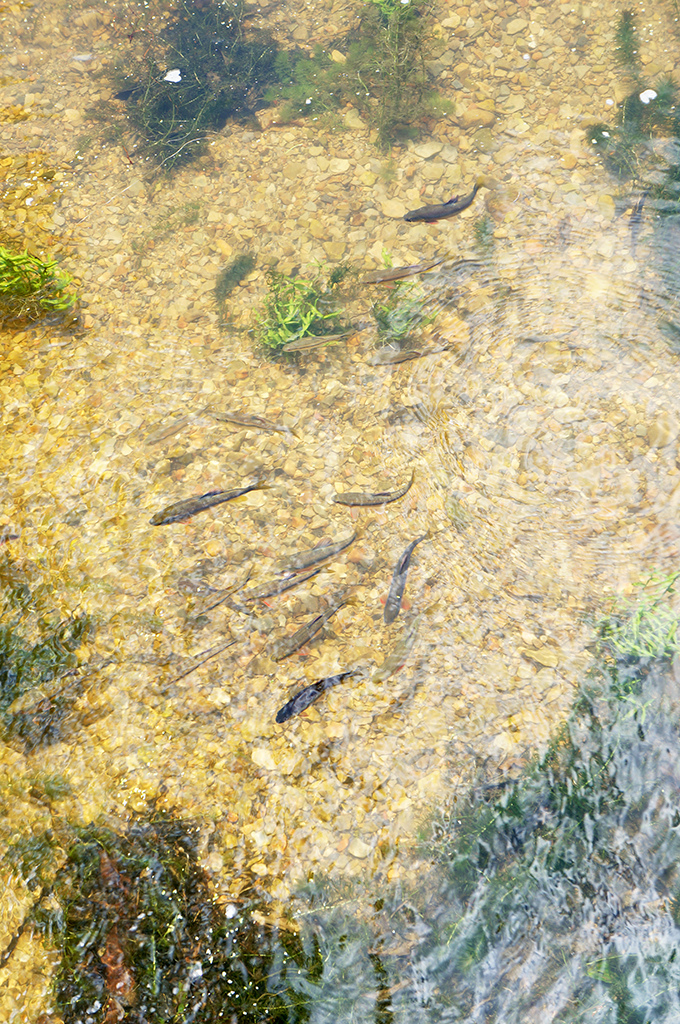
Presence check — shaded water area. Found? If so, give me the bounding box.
[2,0,680,1018]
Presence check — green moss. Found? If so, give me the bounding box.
[0,245,78,328]
[473,214,495,254]
[267,46,345,125]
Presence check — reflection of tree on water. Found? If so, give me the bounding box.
[6,581,680,1023]
[296,580,680,1023]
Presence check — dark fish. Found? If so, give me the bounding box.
[150,480,269,525]
[275,670,356,723]
[404,180,484,223]
[630,191,649,256]
[241,565,322,602]
[362,257,447,284]
[208,409,297,435]
[384,533,428,624]
[333,470,415,507]
[278,531,358,573]
[269,595,352,662]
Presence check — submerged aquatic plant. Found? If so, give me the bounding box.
[614,9,641,72]
[345,0,442,148]
[0,245,78,327]
[372,281,435,347]
[110,0,281,168]
[256,265,346,353]
[0,555,93,751]
[267,0,445,146]
[597,571,680,663]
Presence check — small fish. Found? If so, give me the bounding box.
[282,332,352,353]
[630,191,649,256]
[150,480,269,525]
[384,534,428,624]
[334,470,415,507]
[275,670,356,723]
[369,344,454,366]
[197,570,253,614]
[372,613,423,683]
[278,531,358,573]
[269,595,352,662]
[404,179,484,223]
[362,257,446,284]
[241,566,322,602]
[144,416,190,445]
[208,409,296,435]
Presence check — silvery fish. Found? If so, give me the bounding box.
[145,416,190,445]
[282,332,352,353]
[278,531,358,573]
[372,613,423,683]
[333,470,415,507]
[150,480,269,525]
[269,595,352,662]
[362,257,446,284]
[275,670,356,723]
[208,409,297,436]
[241,566,321,602]
[384,533,428,624]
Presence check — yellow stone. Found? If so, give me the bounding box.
[309,218,326,240]
[519,646,560,668]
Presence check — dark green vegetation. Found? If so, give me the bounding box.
[614,9,641,71]
[473,213,495,254]
[7,810,322,1024]
[586,10,680,336]
[586,73,679,181]
[102,0,444,164]
[273,574,680,1022]
[342,0,444,147]
[586,10,679,185]
[0,555,93,752]
[215,252,256,325]
[0,245,78,328]
[256,264,350,353]
[108,0,281,168]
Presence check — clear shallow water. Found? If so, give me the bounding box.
[1,0,680,1019]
